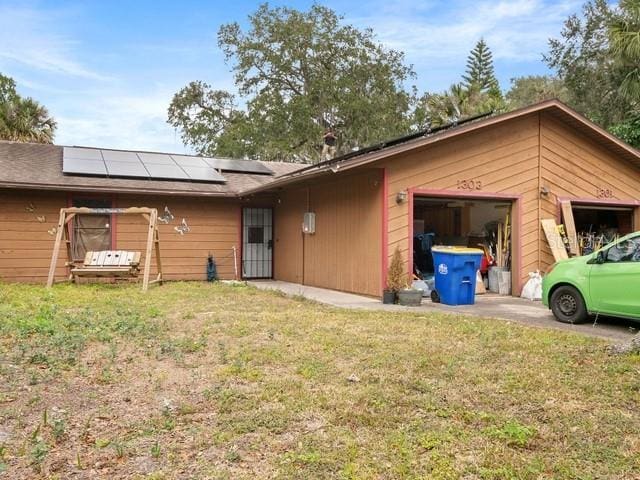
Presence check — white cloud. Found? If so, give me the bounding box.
[52,75,237,153]
[349,0,581,66]
[0,5,108,80]
[54,87,190,153]
[0,4,227,153]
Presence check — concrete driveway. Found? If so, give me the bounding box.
[249,280,638,342]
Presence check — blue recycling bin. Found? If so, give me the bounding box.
[431,246,484,306]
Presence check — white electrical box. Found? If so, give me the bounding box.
[302,212,316,234]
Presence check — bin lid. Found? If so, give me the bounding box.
[431,246,484,255]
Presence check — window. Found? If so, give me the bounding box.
[605,237,640,263]
[248,226,264,244]
[71,198,112,260]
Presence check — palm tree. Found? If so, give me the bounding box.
[422,84,469,127]
[422,82,504,128]
[0,98,57,143]
[609,0,640,101]
[0,73,57,144]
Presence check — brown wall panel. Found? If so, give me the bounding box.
[273,188,305,284]
[273,170,382,296]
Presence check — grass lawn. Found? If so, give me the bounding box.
[0,282,638,479]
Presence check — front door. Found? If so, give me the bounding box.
[242,207,273,279]
[589,235,640,316]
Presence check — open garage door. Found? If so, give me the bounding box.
[560,200,636,256]
[412,196,514,295]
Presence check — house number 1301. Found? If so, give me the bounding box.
[457,179,482,190]
[596,187,613,198]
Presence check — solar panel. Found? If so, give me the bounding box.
[102,150,140,162]
[63,147,104,161]
[62,147,228,183]
[203,157,273,174]
[182,166,227,182]
[171,155,210,168]
[105,161,149,177]
[138,152,175,165]
[62,157,107,175]
[144,163,190,180]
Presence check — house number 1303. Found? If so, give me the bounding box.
[457,179,482,190]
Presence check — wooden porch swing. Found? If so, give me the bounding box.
[46,207,163,292]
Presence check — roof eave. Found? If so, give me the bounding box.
[0,181,240,198]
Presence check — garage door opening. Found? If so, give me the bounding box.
[563,202,635,256]
[412,196,514,295]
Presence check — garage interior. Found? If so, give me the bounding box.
[566,203,635,255]
[412,196,513,295]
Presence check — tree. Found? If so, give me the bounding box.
[505,75,570,109]
[0,73,56,144]
[417,40,504,128]
[544,0,627,127]
[462,38,500,94]
[609,0,640,102]
[168,4,416,162]
[609,114,640,147]
[545,0,640,147]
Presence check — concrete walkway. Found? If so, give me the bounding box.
[249,280,638,342]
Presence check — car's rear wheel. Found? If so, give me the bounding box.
[550,285,588,324]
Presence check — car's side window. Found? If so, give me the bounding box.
[605,237,640,263]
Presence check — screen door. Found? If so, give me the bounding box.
[242,207,273,278]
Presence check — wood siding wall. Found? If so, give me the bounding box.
[0,190,245,283]
[273,170,382,296]
[0,190,70,282]
[381,114,541,292]
[539,112,640,272]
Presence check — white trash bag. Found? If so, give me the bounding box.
[520,270,542,300]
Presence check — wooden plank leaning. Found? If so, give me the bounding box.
[560,201,578,256]
[541,219,569,262]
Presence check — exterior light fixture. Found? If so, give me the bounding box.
[396,190,408,204]
[540,186,550,197]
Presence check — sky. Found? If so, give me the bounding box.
[0,0,584,153]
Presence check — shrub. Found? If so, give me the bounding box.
[387,246,410,292]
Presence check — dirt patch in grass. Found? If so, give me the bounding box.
[0,281,639,479]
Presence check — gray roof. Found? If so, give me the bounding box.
[0,142,303,197]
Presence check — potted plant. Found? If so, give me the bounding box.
[383,247,405,303]
[385,247,423,306]
[397,282,423,306]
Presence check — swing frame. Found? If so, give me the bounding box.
[46,207,163,292]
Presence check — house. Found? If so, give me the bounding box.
[1,100,639,297]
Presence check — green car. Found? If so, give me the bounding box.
[542,231,640,323]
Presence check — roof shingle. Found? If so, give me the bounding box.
[0,142,303,197]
